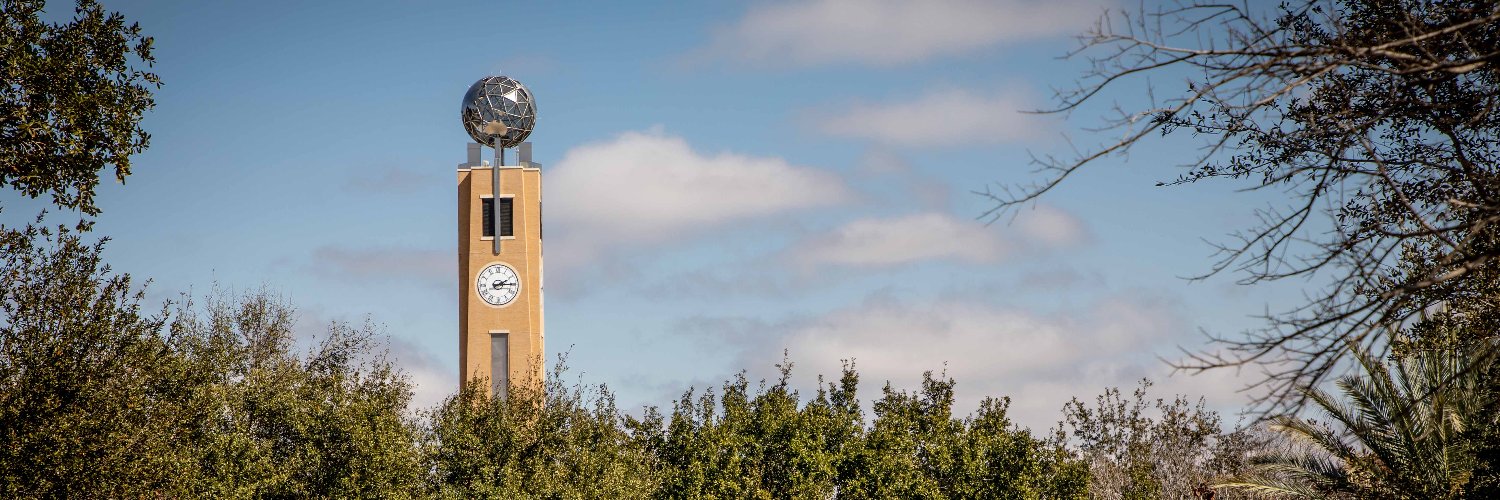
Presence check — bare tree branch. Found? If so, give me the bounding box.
[994,0,1500,416]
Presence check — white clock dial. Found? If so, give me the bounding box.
[476,263,521,306]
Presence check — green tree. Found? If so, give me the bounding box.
[166,291,425,498]
[424,359,1089,499]
[1218,339,1498,498]
[0,219,182,496]
[1393,236,1500,496]
[0,218,424,497]
[840,371,1087,499]
[993,0,1500,414]
[1,0,159,215]
[649,362,864,499]
[424,358,661,499]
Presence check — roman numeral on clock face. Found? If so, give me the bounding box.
[476,263,520,306]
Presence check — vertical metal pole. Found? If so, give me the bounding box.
[493,144,503,254]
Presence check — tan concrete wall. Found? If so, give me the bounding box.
[457,165,544,394]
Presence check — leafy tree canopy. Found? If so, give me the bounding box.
[1,0,158,215]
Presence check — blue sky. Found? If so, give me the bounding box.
[6,0,1310,429]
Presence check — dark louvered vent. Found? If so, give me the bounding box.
[499,197,515,237]
[481,198,495,237]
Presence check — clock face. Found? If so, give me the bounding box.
[476,263,521,306]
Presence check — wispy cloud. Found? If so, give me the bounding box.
[1011,203,1091,248]
[343,167,430,194]
[547,129,853,272]
[706,0,1105,67]
[307,245,448,289]
[386,336,456,412]
[789,212,1011,268]
[853,148,951,210]
[1017,265,1108,291]
[676,291,1247,430]
[813,87,1048,147]
[633,204,1090,302]
[287,306,455,413]
[786,205,1089,271]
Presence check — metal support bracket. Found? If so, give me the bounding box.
[493,145,503,255]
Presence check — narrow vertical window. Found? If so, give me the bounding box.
[491,333,508,398]
[499,197,514,237]
[481,198,495,238]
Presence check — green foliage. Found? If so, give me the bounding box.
[842,373,1086,499]
[1219,339,1500,499]
[1,0,159,215]
[649,364,863,499]
[424,359,660,499]
[0,221,423,497]
[166,293,424,498]
[0,218,177,495]
[6,1,1496,496]
[426,361,1089,500]
[1467,359,1500,498]
[1,219,1090,498]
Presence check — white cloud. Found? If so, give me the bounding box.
[709,0,1105,66]
[855,148,912,176]
[767,296,1165,382]
[787,206,1088,270]
[712,293,1251,430]
[1013,204,1091,248]
[791,212,1009,268]
[853,148,952,209]
[815,88,1046,147]
[386,336,457,413]
[547,129,853,269]
[1017,265,1107,291]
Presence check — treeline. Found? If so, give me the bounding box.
[6,226,1500,499]
[3,222,1090,498]
[1,222,1280,499]
[430,364,1090,498]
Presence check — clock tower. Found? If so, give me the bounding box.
[456,76,542,397]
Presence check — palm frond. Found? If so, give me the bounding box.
[1229,339,1496,498]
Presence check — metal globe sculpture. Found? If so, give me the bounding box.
[461,75,536,148]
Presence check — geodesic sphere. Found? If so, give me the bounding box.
[461,75,536,148]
